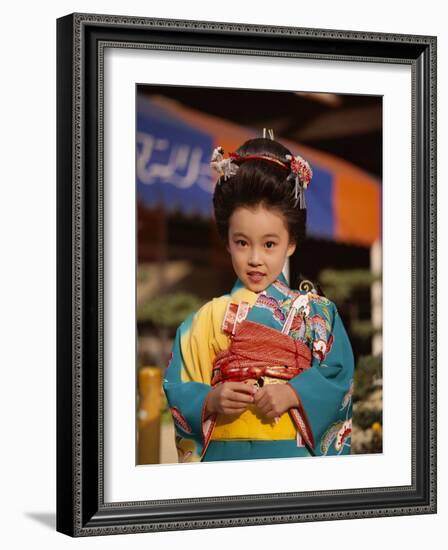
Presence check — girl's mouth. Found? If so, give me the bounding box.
[247,271,266,283]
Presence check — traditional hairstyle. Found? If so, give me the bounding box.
[211,133,312,245]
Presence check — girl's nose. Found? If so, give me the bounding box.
[248,249,262,266]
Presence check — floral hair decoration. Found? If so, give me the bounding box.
[210,132,313,209]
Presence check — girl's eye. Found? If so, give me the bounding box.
[236,239,247,247]
[265,241,276,249]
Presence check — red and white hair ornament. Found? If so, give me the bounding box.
[210,140,313,210]
[285,153,313,209]
[210,146,239,181]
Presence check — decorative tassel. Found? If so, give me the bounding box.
[285,153,312,209]
[210,135,313,212]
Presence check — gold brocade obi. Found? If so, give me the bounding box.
[210,377,297,440]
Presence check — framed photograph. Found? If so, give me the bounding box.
[56,13,437,536]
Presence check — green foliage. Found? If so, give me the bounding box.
[160,393,173,425]
[137,267,151,283]
[353,409,382,430]
[137,292,203,328]
[160,408,173,425]
[350,319,381,341]
[353,354,382,401]
[319,268,380,303]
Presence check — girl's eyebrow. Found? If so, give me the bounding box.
[232,232,280,239]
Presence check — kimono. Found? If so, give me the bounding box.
[163,273,354,463]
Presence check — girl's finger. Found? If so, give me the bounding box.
[263,408,277,420]
[227,382,257,395]
[226,392,254,404]
[223,404,249,413]
[254,392,270,409]
[225,402,248,410]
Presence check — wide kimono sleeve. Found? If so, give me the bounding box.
[162,301,220,461]
[287,301,354,457]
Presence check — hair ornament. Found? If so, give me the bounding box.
[262,127,275,140]
[228,150,289,170]
[210,134,312,210]
[285,153,313,209]
[210,146,239,181]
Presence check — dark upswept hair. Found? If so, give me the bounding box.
[212,137,307,245]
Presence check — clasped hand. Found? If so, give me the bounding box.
[205,381,299,421]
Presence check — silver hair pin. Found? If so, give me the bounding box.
[263,128,275,140]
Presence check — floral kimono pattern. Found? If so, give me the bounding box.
[163,273,354,462]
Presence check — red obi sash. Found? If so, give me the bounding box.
[199,319,315,460]
[211,320,312,385]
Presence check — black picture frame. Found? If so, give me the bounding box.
[56,13,437,537]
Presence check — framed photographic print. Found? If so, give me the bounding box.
[56,13,437,536]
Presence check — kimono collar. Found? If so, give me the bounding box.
[230,272,292,302]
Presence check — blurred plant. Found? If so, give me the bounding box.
[319,268,383,455]
[371,421,382,435]
[353,353,382,401]
[352,423,383,454]
[160,391,173,425]
[354,408,382,430]
[318,267,382,360]
[350,319,382,342]
[137,292,202,328]
[137,292,203,369]
[319,268,380,303]
[352,354,383,454]
[137,266,151,284]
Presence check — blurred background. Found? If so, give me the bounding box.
[135,85,383,464]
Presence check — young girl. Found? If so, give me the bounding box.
[163,133,354,463]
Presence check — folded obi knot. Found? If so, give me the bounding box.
[212,319,312,386]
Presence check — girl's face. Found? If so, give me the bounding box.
[227,204,296,293]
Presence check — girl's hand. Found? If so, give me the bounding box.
[205,382,257,417]
[252,384,299,420]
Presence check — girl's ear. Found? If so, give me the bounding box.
[287,241,296,257]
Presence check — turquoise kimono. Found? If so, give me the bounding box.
[163,274,354,463]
